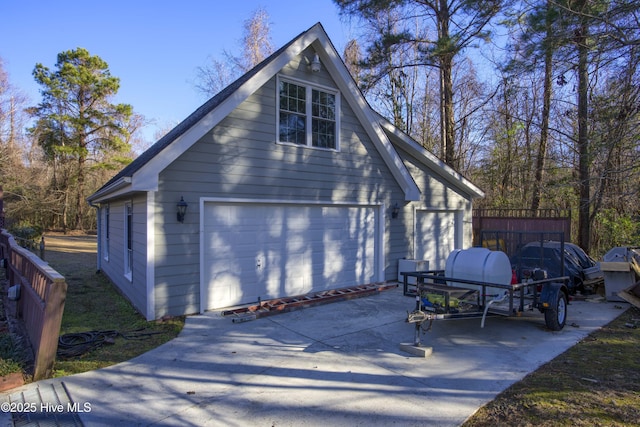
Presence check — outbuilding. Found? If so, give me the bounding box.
[87,23,484,320]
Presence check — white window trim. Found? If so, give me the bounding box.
[276,75,340,151]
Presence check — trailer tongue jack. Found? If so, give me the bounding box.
[400,295,435,357]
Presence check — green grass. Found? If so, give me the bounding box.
[1,234,184,380]
[0,269,28,377]
[52,271,184,377]
[0,334,25,377]
[462,305,640,426]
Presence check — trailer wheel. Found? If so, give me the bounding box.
[544,290,567,331]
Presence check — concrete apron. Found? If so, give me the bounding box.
[2,286,627,426]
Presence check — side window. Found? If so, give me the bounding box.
[124,202,132,281]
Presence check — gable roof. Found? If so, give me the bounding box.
[377,115,484,199]
[88,22,481,204]
[89,25,307,202]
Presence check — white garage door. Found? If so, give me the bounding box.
[202,202,380,310]
[415,210,459,271]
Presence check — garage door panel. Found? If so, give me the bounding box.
[416,210,457,271]
[203,203,378,310]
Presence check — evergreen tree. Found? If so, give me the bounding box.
[29,48,132,231]
[195,8,274,97]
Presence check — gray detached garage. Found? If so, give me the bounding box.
[87,23,484,320]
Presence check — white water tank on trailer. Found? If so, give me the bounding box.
[445,247,512,296]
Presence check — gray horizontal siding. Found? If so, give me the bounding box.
[387,146,475,274]
[99,195,148,317]
[153,56,403,316]
[145,47,475,317]
[162,77,399,202]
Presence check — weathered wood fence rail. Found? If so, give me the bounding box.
[0,229,67,380]
[473,209,572,246]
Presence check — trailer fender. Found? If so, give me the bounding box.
[539,282,569,331]
[538,282,569,309]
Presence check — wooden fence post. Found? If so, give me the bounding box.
[33,276,67,380]
[0,230,67,381]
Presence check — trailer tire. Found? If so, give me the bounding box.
[544,290,567,331]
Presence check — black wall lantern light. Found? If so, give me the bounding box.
[177,197,188,223]
[391,203,400,219]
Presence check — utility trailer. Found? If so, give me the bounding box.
[402,270,570,330]
[403,231,572,348]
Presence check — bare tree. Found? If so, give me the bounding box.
[238,7,273,71]
[343,39,362,87]
[0,58,29,171]
[194,8,274,98]
[334,0,502,170]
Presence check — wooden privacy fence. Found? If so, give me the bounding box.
[0,229,67,380]
[473,209,572,246]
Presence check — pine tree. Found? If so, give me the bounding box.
[29,48,133,231]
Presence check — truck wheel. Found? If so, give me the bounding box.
[544,291,567,331]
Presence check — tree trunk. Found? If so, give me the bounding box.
[75,154,85,230]
[577,23,591,252]
[501,77,513,202]
[61,190,68,233]
[531,4,554,213]
[442,54,456,169]
[436,0,456,169]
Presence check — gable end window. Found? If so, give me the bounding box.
[278,78,339,150]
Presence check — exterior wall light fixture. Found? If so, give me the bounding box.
[177,197,188,223]
[309,53,321,73]
[392,203,400,219]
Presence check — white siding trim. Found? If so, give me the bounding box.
[376,203,386,281]
[124,201,132,282]
[199,196,385,314]
[146,192,156,321]
[95,205,102,270]
[103,204,110,262]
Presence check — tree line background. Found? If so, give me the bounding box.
[1,1,639,257]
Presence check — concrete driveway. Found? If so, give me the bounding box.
[1,286,627,426]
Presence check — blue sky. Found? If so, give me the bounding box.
[2,1,354,142]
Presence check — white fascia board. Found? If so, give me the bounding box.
[87,177,132,204]
[313,37,421,201]
[131,47,306,192]
[146,191,156,321]
[378,119,485,199]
